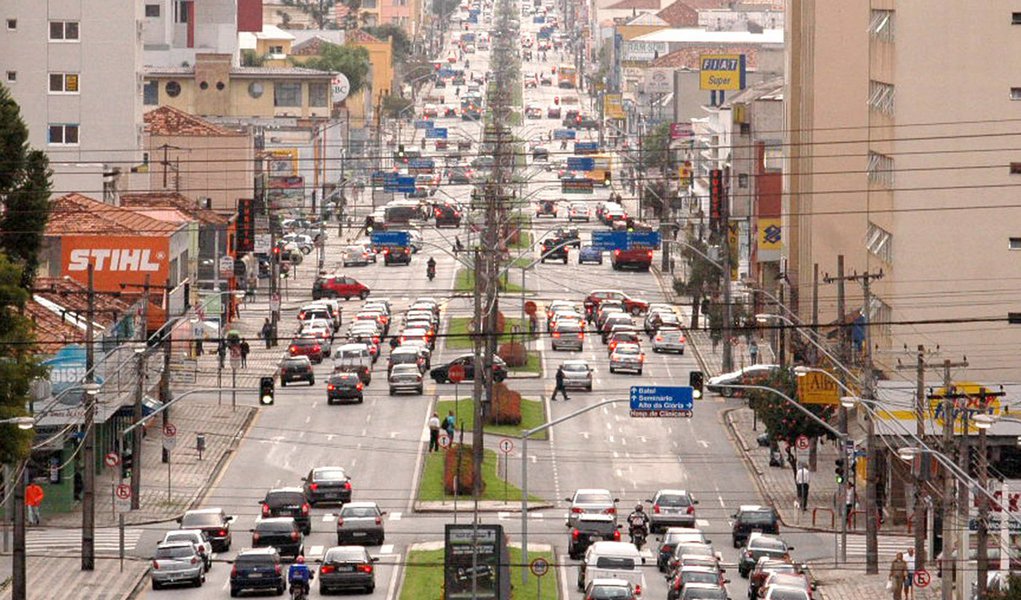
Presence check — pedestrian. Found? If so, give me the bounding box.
[889,552,908,600]
[444,410,456,440]
[240,338,250,368]
[390,335,400,351]
[795,462,811,511]
[25,481,43,525]
[904,548,915,600]
[529,314,538,338]
[749,339,759,364]
[217,339,226,370]
[845,485,856,525]
[261,318,273,350]
[552,365,569,401]
[427,413,441,452]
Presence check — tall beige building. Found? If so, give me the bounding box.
[785,2,1021,381]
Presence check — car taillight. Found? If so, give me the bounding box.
[261,504,270,516]
[571,507,584,514]
[745,550,754,558]
[552,332,560,338]
[639,355,645,363]
[230,565,237,577]
[357,564,374,574]
[274,564,282,575]
[302,503,310,515]
[151,560,159,570]
[375,516,382,525]
[613,530,621,541]
[197,546,206,554]
[653,504,660,513]
[635,584,642,596]
[357,383,364,390]
[614,250,620,256]
[314,345,321,352]
[320,565,336,574]
[343,481,351,490]
[218,529,227,537]
[687,505,696,514]
[310,483,319,491]
[604,507,616,515]
[291,531,300,541]
[655,336,663,342]
[327,384,335,391]
[253,532,261,542]
[289,346,298,353]
[384,249,390,255]
[647,251,653,258]
[571,529,579,540]
[191,556,200,565]
[337,517,344,527]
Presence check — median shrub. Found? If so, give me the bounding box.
[488,382,522,426]
[443,444,480,496]
[497,341,526,367]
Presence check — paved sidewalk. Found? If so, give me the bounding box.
[3,556,150,600]
[813,566,942,600]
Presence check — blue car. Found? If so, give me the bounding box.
[578,245,603,265]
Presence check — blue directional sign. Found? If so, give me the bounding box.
[396,176,417,193]
[370,231,411,247]
[382,173,400,191]
[414,119,435,130]
[371,171,387,187]
[591,230,628,251]
[627,231,661,248]
[629,386,694,417]
[438,68,456,78]
[567,157,595,171]
[553,129,576,140]
[533,15,545,23]
[426,127,448,139]
[574,141,599,154]
[409,158,435,170]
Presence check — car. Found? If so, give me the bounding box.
[656,528,710,572]
[731,506,780,548]
[540,73,554,86]
[161,529,213,572]
[252,516,304,560]
[447,167,472,184]
[606,330,640,354]
[422,103,439,118]
[645,308,681,333]
[537,199,558,217]
[302,466,352,506]
[649,490,699,532]
[738,534,793,577]
[343,245,372,267]
[279,356,315,388]
[577,541,645,592]
[288,336,324,364]
[150,542,205,590]
[751,563,806,600]
[584,578,637,600]
[389,364,424,395]
[552,322,585,351]
[568,513,621,559]
[435,203,463,226]
[762,586,811,600]
[553,227,581,248]
[679,582,729,600]
[560,360,593,391]
[282,233,314,254]
[566,488,618,529]
[301,330,332,357]
[389,345,429,373]
[179,508,235,552]
[548,105,562,119]
[526,103,544,118]
[313,275,370,301]
[298,304,333,326]
[762,573,814,600]
[327,372,364,404]
[541,238,570,264]
[230,547,286,597]
[335,501,386,545]
[652,327,687,354]
[383,245,413,266]
[318,545,378,594]
[532,146,550,161]
[260,487,311,534]
[568,202,589,222]
[609,343,644,375]
[708,365,782,397]
[579,245,604,265]
[430,354,508,383]
[334,343,373,384]
[668,566,727,600]
[585,290,649,316]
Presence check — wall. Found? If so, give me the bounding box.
[145,74,333,119]
[145,133,255,213]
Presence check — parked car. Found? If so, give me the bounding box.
[318,546,378,594]
[178,508,235,552]
[327,372,365,404]
[230,547,285,597]
[150,542,205,590]
[335,501,386,545]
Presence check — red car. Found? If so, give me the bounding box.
[584,290,649,316]
[289,337,324,364]
[313,275,370,301]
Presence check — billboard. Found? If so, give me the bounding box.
[267,149,299,176]
[620,40,668,63]
[645,68,673,94]
[757,218,782,261]
[797,371,841,405]
[267,176,305,210]
[444,524,509,600]
[61,234,170,291]
[699,54,747,91]
[603,93,625,119]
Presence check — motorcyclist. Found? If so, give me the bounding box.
[427,256,437,280]
[626,504,650,543]
[287,555,313,597]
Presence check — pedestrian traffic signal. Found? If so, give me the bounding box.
[259,376,275,406]
[689,371,704,399]
[835,458,845,484]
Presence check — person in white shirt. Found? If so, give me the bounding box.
[427,413,441,452]
[904,547,916,599]
[795,463,811,511]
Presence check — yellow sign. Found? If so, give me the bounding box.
[699,54,747,91]
[728,222,739,280]
[758,218,782,252]
[797,371,841,405]
[603,93,625,120]
[267,149,299,176]
[677,162,692,188]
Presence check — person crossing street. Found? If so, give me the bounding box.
[551,365,569,401]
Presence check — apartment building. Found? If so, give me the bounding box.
[785,2,1021,381]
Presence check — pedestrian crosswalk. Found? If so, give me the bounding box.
[25,527,142,555]
[842,534,913,558]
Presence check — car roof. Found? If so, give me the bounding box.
[656,489,692,496]
[267,486,304,495]
[563,359,590,367]
[590,578,633,587]
[256,517,296,525]
[166,529,204,537]
[158,541,197,550]
[588,541,641,556]
[237,547,279,557]
[313,466,347,474]
[575,488,613,495]
[341,501,380,510]
[185,507,223,515]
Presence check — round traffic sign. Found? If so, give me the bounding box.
[499,438,514,454]
[448,364,466,384]
[163,423,177,438]
[795,435,810,451]
[529,557,549,577]
[104,452,120,468]
[439,434,451,448]
[524,300,537,316]
[115,483,132,500]
[915,569,930,588]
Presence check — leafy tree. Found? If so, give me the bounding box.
[747,368,838,452]
[300,43,371,95]
[0,84,52,288]
[364,24,412,64]
[241,49,267,67]
[639,123,672,172]
[280,0,337,29]
[0,253,46,464]
[381,93,413,118]
[673,238,720,328]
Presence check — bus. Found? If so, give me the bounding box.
[584,153,613,186]
[557,64,577,88]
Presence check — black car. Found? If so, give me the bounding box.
[318,546,378,595]
[230,547,285,597]
[447,168,472,185]
[737,534,792,577]
[383,246,413,266]
[567,514,621,559]
[430,354,508,383]
[303,466,353,506]
[731,505,780,548]
[435,203,463,227]
[252,517,304,560]
[260,487,311,535]
[327,372,364,404]
[536,199,557,217]
[280,356,315,386]
[540,238,569,264]
[532,146,550,161]
[179,508,234,552]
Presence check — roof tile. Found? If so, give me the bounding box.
[649,46,760,68]
[120,192,231,225]
[656,1,699,26]
[144,106,240,137]
[46,193,181,237]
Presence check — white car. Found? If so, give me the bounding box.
[282,233,314,255]
[567,202,589,222]
[609,343,644,375]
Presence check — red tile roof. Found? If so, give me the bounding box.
[656,1,698,26]
[29,277,135,350]
[606,0,661,9]
[120,192,230,226]
[346,29,384,44]
[144,106,240,137]
[649,46,760,68]
[291,35,333,56]
[46,193,181,237]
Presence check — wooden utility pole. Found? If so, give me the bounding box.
[82,264,96,570]
[131,276,150,509]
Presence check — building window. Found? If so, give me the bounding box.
[165,81,181,97]
[49,20,80,41]
[49,73,80,94]
[867,151,894,188]
[868,80,894,116]
[362,0,377,8]
[274,82,302,107]
[309,82,329,107]
[5,71,15,82]
[1013,12,1021,25]
[199,81,209,90]
[174,0,189,23]
[269,45,284,54]
[865,222,892,263]
[48,124,79,145]
[248,82,265,99]
[1011,163,1021,175]
[6,18,16,30]
[1011,88,1021,101]
[145,4,160,17]
[1009,237,1021,250]
[868,296,892,335]
[868,9,894,42]
[143,80,159,105]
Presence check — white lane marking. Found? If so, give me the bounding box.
[312,401,318,408]
[613,451,619,459]
[380,544,394,555]
[309,545,324,558]
[620,437,627,446]
[615,469,623,478]
[530,513,544,519]
[366,414,372,423]
[718,495,726,507]
[667,427,673,435]
[305,416,311,423]
[498,512,510,520]
[697,519,711,527]
[351,458,357,467]
[298,431,305,438]
[608,435,614,443]
[361,428,367,437]
[530,455,537,464]
[580,432,589,439]
[322,514,337,522]
[389,512,402,521]
[327,434,335,441]
[390,432,400,438]
[639,436,647,443]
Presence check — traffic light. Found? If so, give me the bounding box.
[835,458,845,484]
[554,96,559,105]
[689,371,704,399]
[121,451,134,480]
[272,246,281,263]
[397,144,406,160]
[259,376,275,406]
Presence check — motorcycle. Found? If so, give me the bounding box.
[427,264,436,281]
[629,524,648,551]
[289,578,312,600]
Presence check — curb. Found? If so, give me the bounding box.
[412,501,556,513]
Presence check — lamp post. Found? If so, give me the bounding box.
[0,417,36,429]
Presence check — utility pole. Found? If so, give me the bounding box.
[131,276,150,509]
[12,463,26,599]
[720,169,733,372]
[160,278,173,464]
[82,264,96,570]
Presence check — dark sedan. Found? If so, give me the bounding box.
[178,508,234,552]
[430,354,507,383]
[303,466,352,506]
[327,372,364,404]
[251,517,304,560]
[318,546,378,594]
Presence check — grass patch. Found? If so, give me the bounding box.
[455,268,525,294]
[437,398,547,439]
[399,548,557,600]
[417,448,542,503]
[509,231,532,250]
[445,317,529,350]
[508,351,542,375]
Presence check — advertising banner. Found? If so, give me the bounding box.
[267,176,305,210]
[61,235,170,291]
[757,218,782,262]
[699,54,747,91]
[645,68,673,94]
[603,93,625,119]
[267,149,299,176]
[444,524,507,600]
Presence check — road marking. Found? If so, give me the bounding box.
[697,519,711,527]
[579,432,589,439]
[322,515,336,522]
[312,401,318,408]
[305,416,311,423]
[327,434,335,441]
[639,436,647,443]
[615,468,623,478]
[608,435,614,443]
[613,451,619,459]
[361,429,367,437]
[389,512,402,521]
[718,495,726,507]
[498,512,510,520]
[698,440,709,448]
[620,437,627,446]
[309,545,324,558]
[380,544,395,555]
[366,414,372,423]
[530,513,544,519]
[351,458,357,467]
[390,432,400,438]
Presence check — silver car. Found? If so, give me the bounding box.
[609,343,645,375]
[343,245,372,267]
[161,529,213,571]
[561,360,593,391]
[652,327,686,354]
[336,501,386,545]
[566,488,619,528]
[150,542,205,590]
[552,322,584,351]
[388,364,424,395]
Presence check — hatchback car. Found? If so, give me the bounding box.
[313,275,370,301]
[649,490,699,531]
[279,356,315,387]
[750,563,804,600]
[680,583,729,600]
[161,529,213,572]
[342,245,372,267]
[731,506,780,547]
[584,578,636,600]
[260,487,311,534]
[552,322,584,351]
[335,501,386,545]
[561,360,593,391]
[566,488,618,529]
[431,354,508,383]
[609,343,645,375]
[389,345,428,373]
[303,466,352,506]
[179,508,235,552]
[151,542,205,590]
[568,513,621,559]
[288,337,324,364]
[656,528,710,572]
[738,534,793,577]
[537,199,558,218]
[653,328,687,354]
[389,364,424,395]
[579,245,603,265]
[327,372,364,404]
[568,202,590,222]
[668,567,727,600]
[318,545,378,594]
[762,585,811,600]
[230,547,285,596]
[252,517,304,560]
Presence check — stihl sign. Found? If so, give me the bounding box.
[67,248,163,272]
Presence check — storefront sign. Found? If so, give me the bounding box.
[61,235,170,290]
[699,54,747,91]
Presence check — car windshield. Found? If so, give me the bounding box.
[769,589,809,600]
[181,512,220,528]
[575,492,612,504]
[577,520,616,535]
[684,572,720,584]
[751,538,788,552]
[164,532,199,544]
[615,346,640,355]
[330,374,359,385]
[658,494,691,507]
[594,556,636,570]
[341,506,379,518]
[392,366,420,375]
[326,548,366,562]
[257,520,297,533]
[236,554,275,567]
[742,511,776,525]
[684,588,728,600]
[590,585,634,599]
[314,469,347,482]
[156,546,195,559]
[266,492,305,506]
[563,363,589,373]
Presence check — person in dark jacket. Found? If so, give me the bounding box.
[552,366,569,401]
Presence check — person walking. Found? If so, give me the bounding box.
[795,463,811,511]
[889,552,908,600]
[904,548,916,600]
[443,410,456,441]
[25,481,43,525]
[427,413,441,452]
[261,318,273,349]
[551,365,569,401]
[217,339,227,370]
[749,339,759,364]
[240,338,250,368]
[845,485,856,526]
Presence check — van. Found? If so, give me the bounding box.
[577,541,646,593]
[334,343,373,384]
[307,299,342,329]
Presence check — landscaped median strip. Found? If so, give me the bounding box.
[416,447,543,504]
[435,397,548,440]
[399,545,557,600]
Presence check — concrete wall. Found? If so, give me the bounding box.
[145,74,333,119]
[143,133,255,213]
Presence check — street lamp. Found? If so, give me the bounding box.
[0,417,35,430]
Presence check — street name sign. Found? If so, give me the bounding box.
[371,231,411,247]
[630,386,694,417]
[426,127,448,139]
[566,157,595,171]
[627,231,661,248]
[553,129,576,140]
[414,119,435,129]
[574,141,598,154]
[591,231,628,251]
